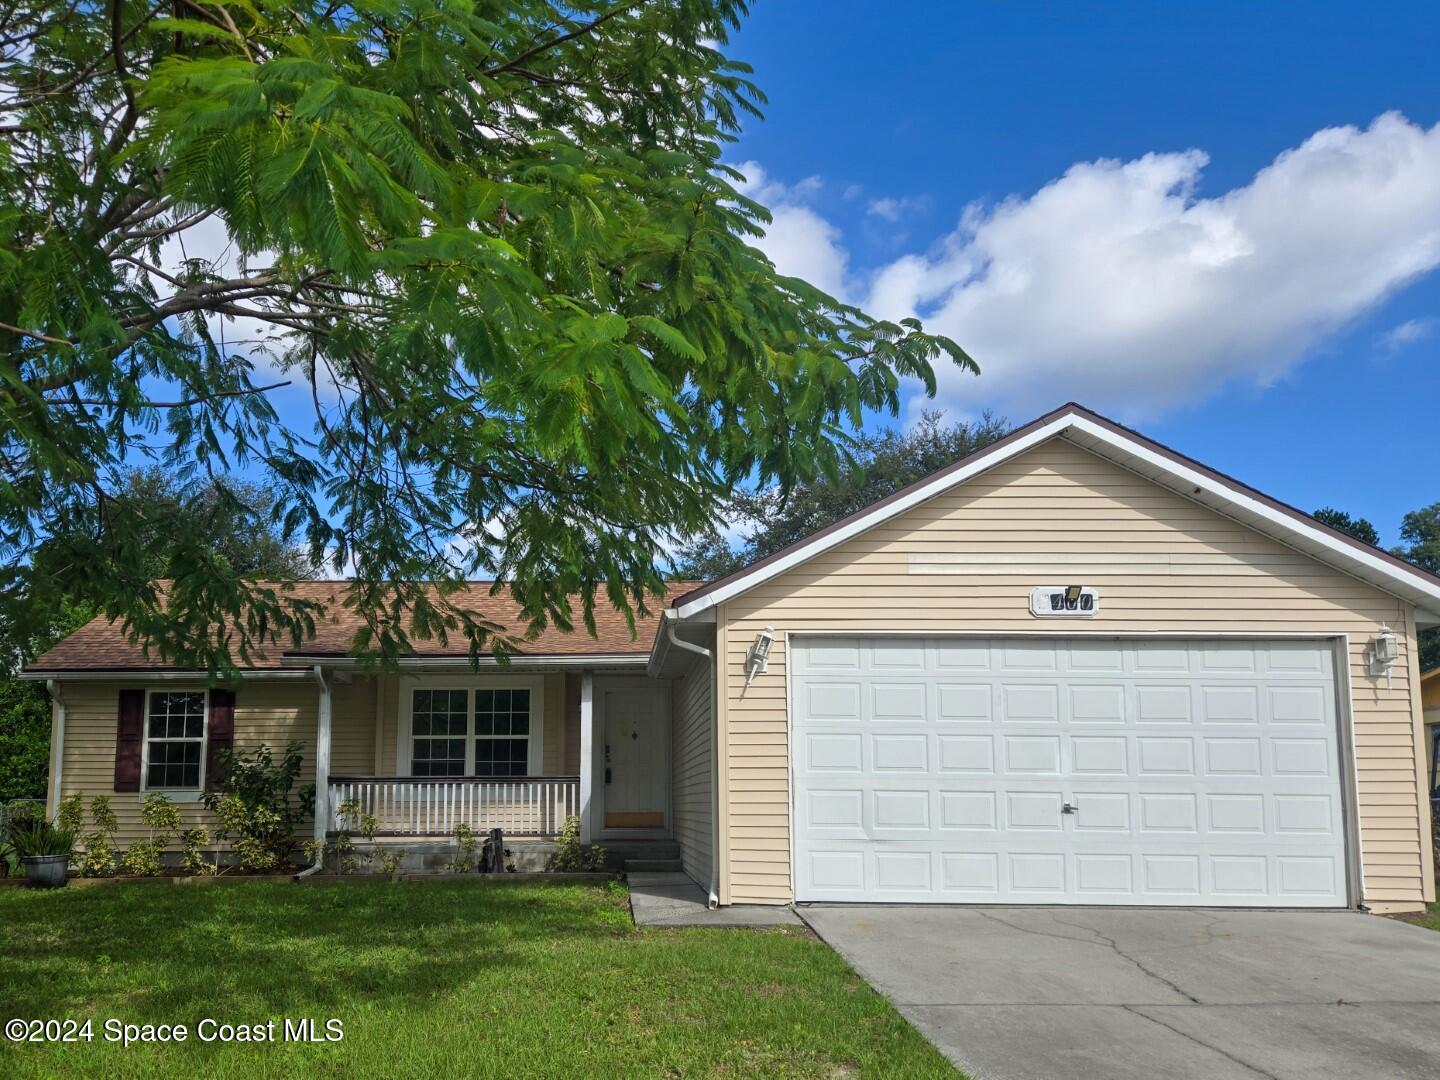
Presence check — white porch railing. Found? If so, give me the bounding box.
[327,776,580,837]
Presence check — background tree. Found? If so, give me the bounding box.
[0,471,316,799]
[0,0,973,671]
[671,412,1009,580]
[1393,502,1440,670]
[1312,507,1380,547]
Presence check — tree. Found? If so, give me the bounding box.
[0,471,317,799]
[1312,507,1379,547]
[0,1,974,671]
[1394,503,1440,671]
[670,412,1009,580]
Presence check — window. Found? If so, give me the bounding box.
[474,688,531,778]
[145,690,206,790]
[411,689,468,776]
[404,683,538,778]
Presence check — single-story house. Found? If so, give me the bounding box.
[26,404,1440,912]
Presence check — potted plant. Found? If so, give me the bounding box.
[11,820,76,888]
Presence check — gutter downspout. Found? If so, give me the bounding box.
[666,616,719,910]
[45,680,65,823]
[295,665,332,880]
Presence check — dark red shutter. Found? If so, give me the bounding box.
[114,689,145,792]
[207,688,236,790]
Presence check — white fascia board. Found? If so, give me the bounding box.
[18,669,314,682]
[669,415,1073,620]
[279,654,651,669]
[1061,416,1440,615]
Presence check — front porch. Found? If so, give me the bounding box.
[314,667,677,851]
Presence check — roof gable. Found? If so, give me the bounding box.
[670,403,1440,625]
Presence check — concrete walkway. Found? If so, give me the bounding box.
[628,873,803,929]
[801,906,1440,1080]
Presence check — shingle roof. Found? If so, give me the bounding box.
[27,581,702,672]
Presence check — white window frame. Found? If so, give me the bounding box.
[396,675,544,778]
[140,687,209,802]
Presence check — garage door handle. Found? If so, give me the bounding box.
[1061,802,1078,815]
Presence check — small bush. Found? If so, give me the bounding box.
[121,840,165,877]
[445,823,478,872]
[550,815,606,872]
[202,741,313,869]
[181,827,215,875]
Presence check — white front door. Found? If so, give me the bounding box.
[791,636,1348,907]
[602,685,669,830]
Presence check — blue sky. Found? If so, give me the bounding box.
[725,1,1440,545]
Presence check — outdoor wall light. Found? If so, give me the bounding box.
[1370,625,1399,685]
[745,626,776,686]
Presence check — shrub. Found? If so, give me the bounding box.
[549,815,606,872]
[375,847,405,875]
[445,823,479,872]
[121,794,181,876]
[203,742,313,870]
[74,796,120,877]
[181,827,215,875]
[121,841,164,877]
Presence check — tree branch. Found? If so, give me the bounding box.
[481,0,646,78]
[52,380,292,409]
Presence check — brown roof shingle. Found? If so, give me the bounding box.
[27,581,702,672]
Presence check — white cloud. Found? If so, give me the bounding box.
[867,195,927,222]
[1377,316,1437,352]
[749,113,1440,420]
[733,160,852,302]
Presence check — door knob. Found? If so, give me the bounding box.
[1061,802,1078,815]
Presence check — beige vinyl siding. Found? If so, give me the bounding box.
[331,676,379,775]
[563,674,582,776]
[671,654,713,888]
[718,437,1435,911]
[55,679,317,847]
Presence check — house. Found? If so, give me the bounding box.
[26,404,1440,912]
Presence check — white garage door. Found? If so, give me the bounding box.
[791,637,1349,907]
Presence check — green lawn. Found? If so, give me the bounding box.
[1397,902,1440,932]
[0,879,957,1078]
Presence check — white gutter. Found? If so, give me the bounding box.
[295,665,332,880]
[278,654,650,670]
[19,669,314,682]
[665,614,720,910]
[45,680,65,823]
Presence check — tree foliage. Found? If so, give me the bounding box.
[1312,507,1379,547]
[1393,502,1440,670]
[0,470,316,799]
[0,0,975,671]
[670,411,1009,580]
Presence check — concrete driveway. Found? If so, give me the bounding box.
[801,906,1440,1080]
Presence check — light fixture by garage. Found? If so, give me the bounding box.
[745,626,775,686]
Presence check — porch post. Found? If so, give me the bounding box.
[313,666,332,843]
[579,671,594,844]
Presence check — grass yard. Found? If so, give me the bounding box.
[0,879,957,1078]
[1391,901,1440,932]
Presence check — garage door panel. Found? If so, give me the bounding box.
[792,636,1348,907]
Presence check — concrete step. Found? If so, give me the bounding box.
[624,858,684,873]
